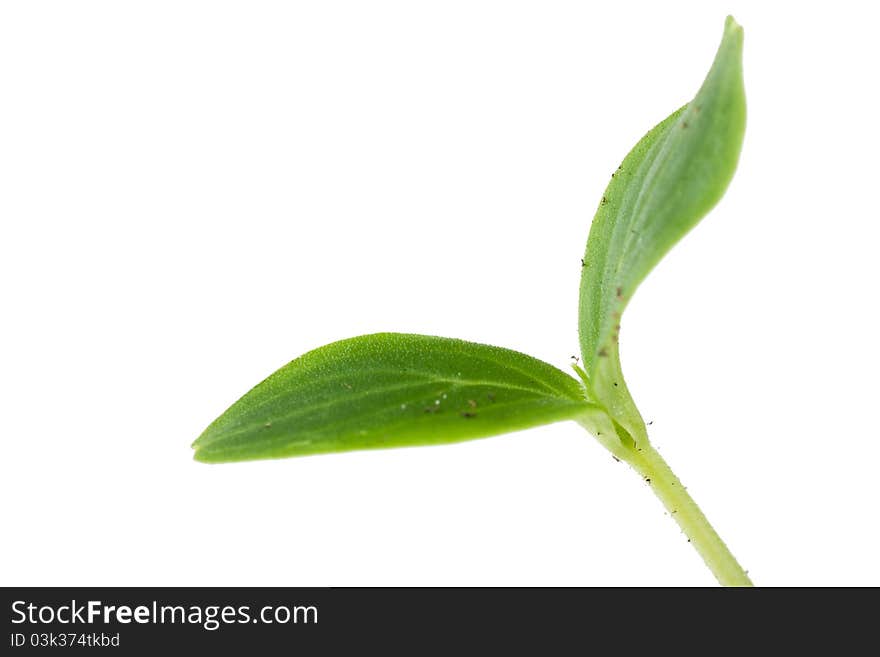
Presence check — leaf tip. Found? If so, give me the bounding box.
[191,446,211,463]
[724,15,743,34]
[191,429,210,450]
[722,15,745,52]
[192,440,236,464]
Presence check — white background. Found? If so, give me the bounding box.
[2,1,878,587]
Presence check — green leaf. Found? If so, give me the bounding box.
[193,333,592,463]
[578,16,746,442]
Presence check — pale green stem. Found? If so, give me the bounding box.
[625,440,753,586]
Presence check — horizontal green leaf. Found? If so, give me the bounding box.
[577,16,746,442]
[193,333,592,463]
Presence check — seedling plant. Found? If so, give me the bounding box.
[194,17,751,586]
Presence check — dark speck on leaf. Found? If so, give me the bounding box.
[598,348,608,358]
[461,411,477,419]
[580,258,586,267]
[616,286,623,299]
[682,121,689,129]
[612,456,620,463]
[487,393,495,402]
[601,196,608,205]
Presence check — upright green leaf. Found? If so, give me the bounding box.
[193,333,592,463]
[578,16,746,443]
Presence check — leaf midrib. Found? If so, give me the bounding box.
[209,344,577,431]
[197,394,591,458]
[197,374,582,447]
